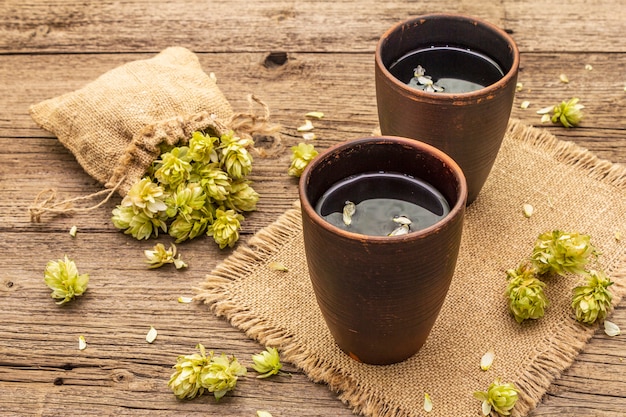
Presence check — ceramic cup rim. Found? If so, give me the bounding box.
[298,136,468,243]
[375,13,520,101]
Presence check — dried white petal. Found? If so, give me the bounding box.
[520,100,530,109]
[480,351,495,371]
[343,201,356,225]
[536,105,554,115]
[481,400,492,416]
[615,231,621,242]
[256,412,273,417]
[78,335,87,350]
[523,203,534,218]
[302,132,317,141]
[515,82,523,92]
[209,72,217,81]
[604,320,621,337]
[393,215,412,225]
[389,224,410,236]
[146,326,158,344]
[424,393,433,412]
[305,111,324,119]
[297,119,314,132]
[585,64,593,71]
[559,73,569,83]
[178,296,193,303]
[540,114,552,123]
[173,256,187,269]
[413,65,426,77]
[268,261,289,272]
[69,225,78,237]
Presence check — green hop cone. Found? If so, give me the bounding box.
[154,147,192,188]
[551,97,584,128]
[165,183,207,219]
[473,379,519,416]
[226,179,259,213]
[121,177,167,216]
[168,343,210,400]
[195,163,232,202]
[531,230,596,276]
[572,270,614,324]
[506,264,549,323]
[219,133,254,180]
[188,131,219,164]
[199,352,247,401]
[44,255,89,305]
[169,210,212,243]
[207,208,244,249]
[112,206,167,240]
[288,142,318,177]
[251,347,283,378]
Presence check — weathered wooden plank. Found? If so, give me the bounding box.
[0,1,624,54]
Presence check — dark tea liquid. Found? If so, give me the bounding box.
[389,46,504,93]
[315,172,450,236]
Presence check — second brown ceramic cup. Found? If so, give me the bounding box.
[299,136,467,365]
[375,14,519,204]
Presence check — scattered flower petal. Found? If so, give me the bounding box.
[520,101,530,109]
[78,335,87,350]
[585,64,593,71]
[297,119,315,132]
[559,73,569,83]
[257,411,273,417]
[305,111,324,119]
[515,82,523,92]
[523,203,534,218]
[424,393,433,412]
[540,114,552,123]
[480,351,495,371]
[146,326,158,344]
[343,201,356,225]
[536,105,554,115]
[389,224,410,236]
[69,225,78,237]
[393,215,412,225]
[615,231,621,242]
[178,296,193,303]
[268,261,289,272]
[302,132,317,141]
[604,320,621,337]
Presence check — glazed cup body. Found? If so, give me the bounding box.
[298,136,467,365]
[375,13,519,204]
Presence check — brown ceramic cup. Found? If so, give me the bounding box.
[299,136,467,365]
[375,14,520,204]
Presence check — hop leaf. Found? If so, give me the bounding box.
[288,142,318,177]
[44,256,89,305]
[506,264,549,323]
[572,270,614,324]
[168,343,210,400]
[531,230,596,276]
[473,379,519,416]
[199,352,247,400]
[251,347,283,378]
[206,208,244,249]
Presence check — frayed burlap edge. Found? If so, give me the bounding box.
[195,118,626,417]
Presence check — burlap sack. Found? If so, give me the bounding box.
[28,47,280,220]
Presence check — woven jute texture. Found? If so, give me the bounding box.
[29,47,233,196]
[196,119,626,417]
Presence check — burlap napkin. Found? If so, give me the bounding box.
[196,119,625,417]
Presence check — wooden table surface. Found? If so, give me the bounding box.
[1,1,624,416]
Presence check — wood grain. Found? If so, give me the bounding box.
[0,1,624,416]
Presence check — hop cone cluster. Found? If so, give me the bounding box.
[112,131,258,248]
[473,379,519,416]
[168,344,247,401]
[506,264,549,323]
[572,270,614,324]
[531,230,596,276]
